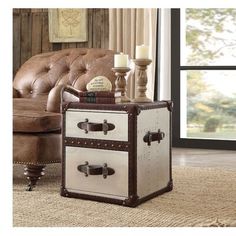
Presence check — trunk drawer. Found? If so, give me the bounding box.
[65,109,128,141]
[65,146,129,199]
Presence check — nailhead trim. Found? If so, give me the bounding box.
[64,137,129,151]
[13,160,61,165]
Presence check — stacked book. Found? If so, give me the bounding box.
[78,91,121,104]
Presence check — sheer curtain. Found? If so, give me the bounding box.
[109,9,158,100]
[158,9,171,100]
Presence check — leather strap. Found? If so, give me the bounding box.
[77,119,115,134]
[77,162,115,178]
[143,129,165,146]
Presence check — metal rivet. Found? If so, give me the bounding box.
[104,144,108,146]
[98,143,101,146]
[77,141,80,144]
[91,142,93,145]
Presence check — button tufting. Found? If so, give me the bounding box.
[80,68,87,73]
[64,66,70,73]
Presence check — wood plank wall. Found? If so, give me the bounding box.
[13,8,109,76]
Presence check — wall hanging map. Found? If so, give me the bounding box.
[49,9,88,42]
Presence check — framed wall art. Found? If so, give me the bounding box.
[48,8,88,42]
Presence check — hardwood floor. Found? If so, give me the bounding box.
[172,148,236,169]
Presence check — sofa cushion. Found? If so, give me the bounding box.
[13,98,61,133]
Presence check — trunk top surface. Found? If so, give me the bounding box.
[62,101,172,114]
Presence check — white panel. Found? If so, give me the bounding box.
[137,108,170,198]
[66,110,128,141]
[159,9,171,100]
[65,147,128,198]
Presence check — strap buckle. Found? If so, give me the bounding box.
[102,120,109,135]
[102,163,108,178]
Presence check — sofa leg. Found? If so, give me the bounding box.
[24,165,46,191]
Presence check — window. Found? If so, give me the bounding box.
[171,9,236,150]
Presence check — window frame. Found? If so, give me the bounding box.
[171,9,236,150]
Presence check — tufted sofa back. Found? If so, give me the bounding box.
[13,48,116,98]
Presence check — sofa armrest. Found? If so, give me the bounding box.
[46,85,80,113]
[13,87,20,98]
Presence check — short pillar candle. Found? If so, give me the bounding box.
[114,53,129,67]
[136,45,149,59]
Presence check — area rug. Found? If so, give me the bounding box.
[13,165,236,227]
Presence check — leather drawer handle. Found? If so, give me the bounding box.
[77,119,115,135]
[143,129,165,146]
[77,162,115,179]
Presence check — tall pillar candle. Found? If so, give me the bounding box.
[136,45,149,59]
[114,53,129,67]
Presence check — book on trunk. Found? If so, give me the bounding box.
[78,91,121,98]
[79,96,115,104]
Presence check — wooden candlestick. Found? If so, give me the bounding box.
[132,59,152,103]
[112,67,131,103]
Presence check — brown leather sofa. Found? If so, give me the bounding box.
[13,48,116,190]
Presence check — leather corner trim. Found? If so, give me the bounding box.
[167,179,173,191]
[61,102,71,114]
[123,195,139,207]
[60,187,69,197]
